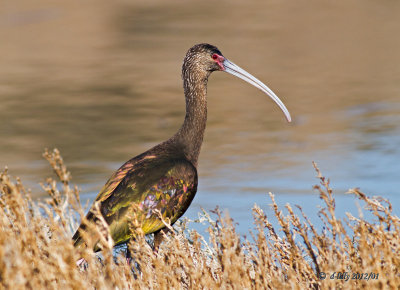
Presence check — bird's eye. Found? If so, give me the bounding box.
[212,54,218,60]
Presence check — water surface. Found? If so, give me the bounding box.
[1,0,400,234]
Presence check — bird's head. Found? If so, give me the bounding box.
[183,43,224,73]
[183,43,291,122]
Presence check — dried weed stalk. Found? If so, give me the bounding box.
[0,150,398,289]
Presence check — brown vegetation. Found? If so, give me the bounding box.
[0,149,398,289]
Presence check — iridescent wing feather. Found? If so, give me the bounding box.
[73,155,197,249]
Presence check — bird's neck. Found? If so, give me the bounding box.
[173,71,208,167]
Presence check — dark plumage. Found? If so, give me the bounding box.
[72,43,291,251]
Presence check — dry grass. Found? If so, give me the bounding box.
[0,149,399,289]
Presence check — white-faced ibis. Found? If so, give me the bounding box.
[72,43,291,251]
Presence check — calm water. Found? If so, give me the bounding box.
[1,0,400,234]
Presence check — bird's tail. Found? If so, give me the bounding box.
[72,211,95,250]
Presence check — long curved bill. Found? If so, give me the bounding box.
[223,59,291,122]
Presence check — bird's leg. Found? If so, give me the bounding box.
[125,241,133,264]
[153,227,170,253]
[125,242,143,279]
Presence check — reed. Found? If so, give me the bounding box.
[0,149,398,289]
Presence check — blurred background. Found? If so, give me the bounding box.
[1,0,400,233]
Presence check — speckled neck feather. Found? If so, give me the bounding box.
[162,44,222,167]
[172,52,211,167]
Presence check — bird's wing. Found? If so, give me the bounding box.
[73,156,197,248]
[94,154,154,203]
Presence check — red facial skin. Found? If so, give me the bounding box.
[212,53,225,70]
